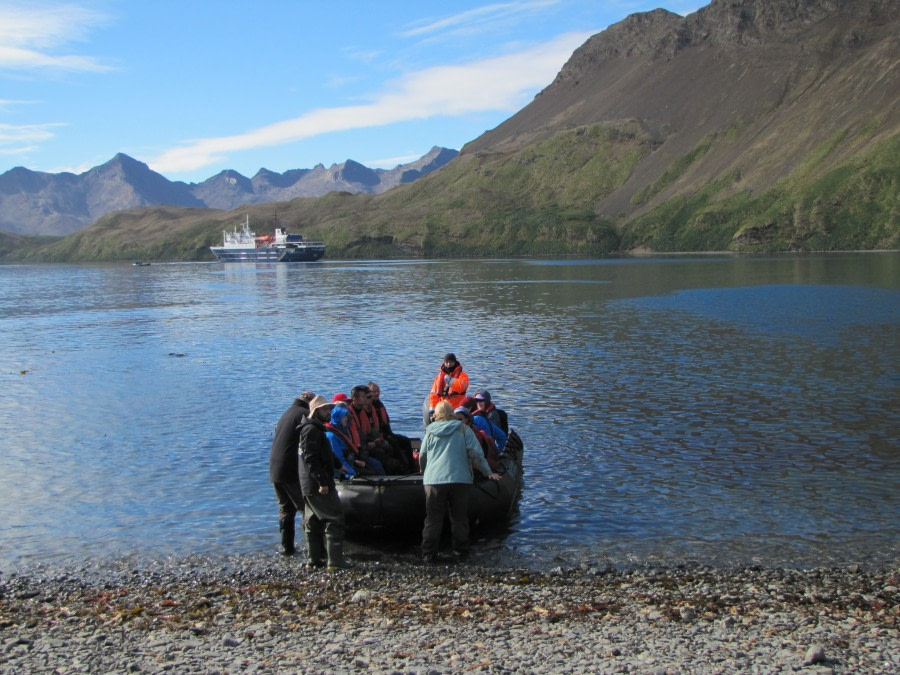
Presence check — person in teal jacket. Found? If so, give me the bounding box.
[418,400,500,563]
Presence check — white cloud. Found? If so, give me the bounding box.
[0,121,63,143]
[0,121,64,157]
[0,144,36,156]
[151,31,590,174]
[402,0,560,38]
[366,153,428,169]
[0,2,111,72]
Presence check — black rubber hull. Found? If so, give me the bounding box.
[336,430,524,535]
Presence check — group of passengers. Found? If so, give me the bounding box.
[326,382,414,479]
[325,355,510,481]
[268,352,513,565]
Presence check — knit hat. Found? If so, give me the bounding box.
[454,406,473,422]
[332,392,349,403]
[460,395,477,411]
[474,390,491,403]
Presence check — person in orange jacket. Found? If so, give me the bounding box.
[428,353,470,415]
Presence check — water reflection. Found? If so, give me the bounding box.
[0,254,897,571]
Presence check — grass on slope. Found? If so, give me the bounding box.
[620,129,899,252]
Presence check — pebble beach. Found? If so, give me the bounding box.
[1,554,897,674]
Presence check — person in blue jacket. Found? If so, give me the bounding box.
[472,410,507,453]
[325,405,384,477]
[418,400,500,563]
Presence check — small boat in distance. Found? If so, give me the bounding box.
[209,215,326,263]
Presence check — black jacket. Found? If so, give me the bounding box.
[298,416,336,495]
[269,399,309,483]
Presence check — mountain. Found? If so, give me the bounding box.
[4,0,897,261]
[0,154,202,236]
[459,0,898,250]
[188,146,459,210]
[0,147,459,236]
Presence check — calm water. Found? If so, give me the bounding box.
[0,254,898,572]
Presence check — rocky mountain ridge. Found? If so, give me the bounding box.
[0,147,458,236]
[3,0,896,261]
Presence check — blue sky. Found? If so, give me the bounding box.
[0,1,699,184]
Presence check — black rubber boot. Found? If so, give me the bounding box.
[279,517,296,556]
[305,533,326,568]
[326,536,352,570]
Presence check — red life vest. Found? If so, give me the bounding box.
[473,426,500,470]
[372,400,390,429]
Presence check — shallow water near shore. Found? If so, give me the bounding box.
[0,253,898,573]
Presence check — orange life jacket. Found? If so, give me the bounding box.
[348,404,382,449]
[428,363,469,409]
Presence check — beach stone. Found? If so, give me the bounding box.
[350,590,371,603]
[679,607,697,622]
[803,643,827,666]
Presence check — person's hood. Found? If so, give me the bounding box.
[330,406,349,427]
[427,419,464,437]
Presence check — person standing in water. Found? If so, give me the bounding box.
[418,400,500,563]
[269,390,316,556]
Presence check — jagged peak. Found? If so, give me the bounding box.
[103,153,147,169]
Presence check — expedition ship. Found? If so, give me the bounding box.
[209,216,325,262]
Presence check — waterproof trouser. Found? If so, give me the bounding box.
[273,481,305,555]
[303,491,349,568]
[422,483,470,556]
[304,531,326,567]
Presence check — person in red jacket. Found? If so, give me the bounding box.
[427,353,469,420]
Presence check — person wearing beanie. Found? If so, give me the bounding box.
[298,395,352,570]
[269,391,316,556]
[471,390,508,454]
[426,353,470,424]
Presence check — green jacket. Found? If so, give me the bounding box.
[419,419,492,485]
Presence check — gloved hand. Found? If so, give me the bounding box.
[444,375,452,387]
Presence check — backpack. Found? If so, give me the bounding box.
[495,408,509,435]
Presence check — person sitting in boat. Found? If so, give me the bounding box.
[468,391,508,453]
[348,384,404,474]
[368,381,415,472]
[326,405,384,478]
[427,353,470,421]
[454,406,501,470]
[473,389,508,434]
[469,403,507,455]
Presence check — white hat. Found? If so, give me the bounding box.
[307,394,333,419]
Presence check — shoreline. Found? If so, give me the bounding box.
[2,556,897,673]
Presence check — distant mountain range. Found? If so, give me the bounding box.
[0,147,458,236]
[2,0,897,261]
